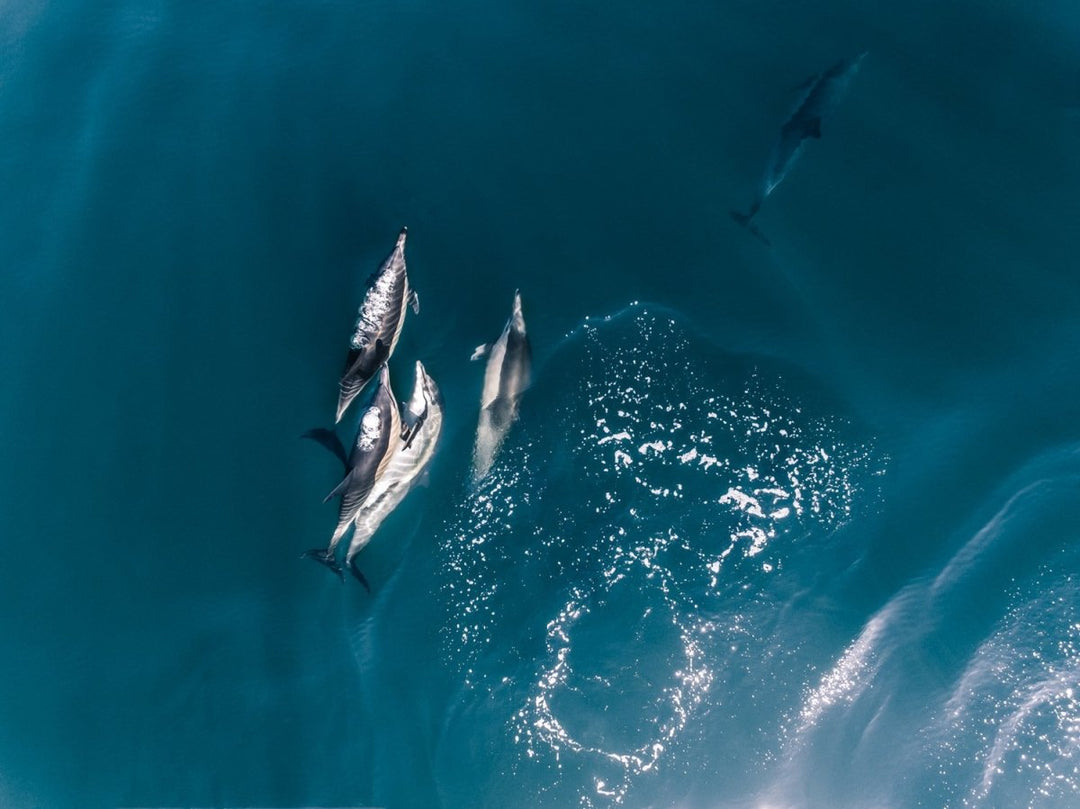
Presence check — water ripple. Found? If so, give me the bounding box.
[436,305,885,807]
[940,571,1080,808]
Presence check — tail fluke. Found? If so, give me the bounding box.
[302,548,344,581]
[347,557,372,593]
[729,209,771,247]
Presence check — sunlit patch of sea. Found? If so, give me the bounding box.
[760,444,1080,809]
[435,304,886,807]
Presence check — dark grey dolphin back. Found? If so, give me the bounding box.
[485,315,530,432]
[335,228,411,423]
[502,327,532,396]
[336,382,396,521]
[754,52,866,208]
[338,339,391,414]
[788,53,866,141]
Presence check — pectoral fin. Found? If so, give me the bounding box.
[302,428,349,471]
[323,470,355,504]
[400,403,429,450]
[471,343,491,361]
[373,338,390,365]
[807,117,822,138]
[409,290,420,314]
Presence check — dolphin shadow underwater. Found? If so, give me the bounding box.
[731,52,867,246]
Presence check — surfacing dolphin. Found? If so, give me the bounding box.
[731,52,867,245]
[335,228,419,424]
[470,290,531,482]
[303,365,401,586]
[342,360,444,583]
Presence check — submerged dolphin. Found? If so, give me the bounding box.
[470,290,531,482]
[303,365,401,583]
[336,228,419,424]
[342,361,444,583]
[731,52,867,244]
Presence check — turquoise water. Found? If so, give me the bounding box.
[2,1,1079,807]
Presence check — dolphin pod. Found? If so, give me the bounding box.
[303,229,426,589]
[731,52,867,245]
[303,53,868,584]
[303,228,529,590]
[301,56,870,587]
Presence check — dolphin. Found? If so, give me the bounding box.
[335,228,419,424]
[470,290,531,482]
[731,52,867,244]
[342,360,444,584]
[303,365,401,583]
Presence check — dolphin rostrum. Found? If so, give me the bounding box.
[303,365,401,586]
[731,52,867,245]
[335,228,419,424]
[471,290,531,482]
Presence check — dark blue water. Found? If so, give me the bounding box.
[2,1,1079,807]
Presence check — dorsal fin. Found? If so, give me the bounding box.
[372,338,390,365]
[400,402,429,450]
[322,470,355,503]
[791,73,818,93]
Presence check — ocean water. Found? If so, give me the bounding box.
[2,1,1079,808]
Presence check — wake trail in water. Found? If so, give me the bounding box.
[763,443,1080,809]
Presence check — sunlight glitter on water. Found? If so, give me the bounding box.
[438,308,886,806]
[942,575,1080,809]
